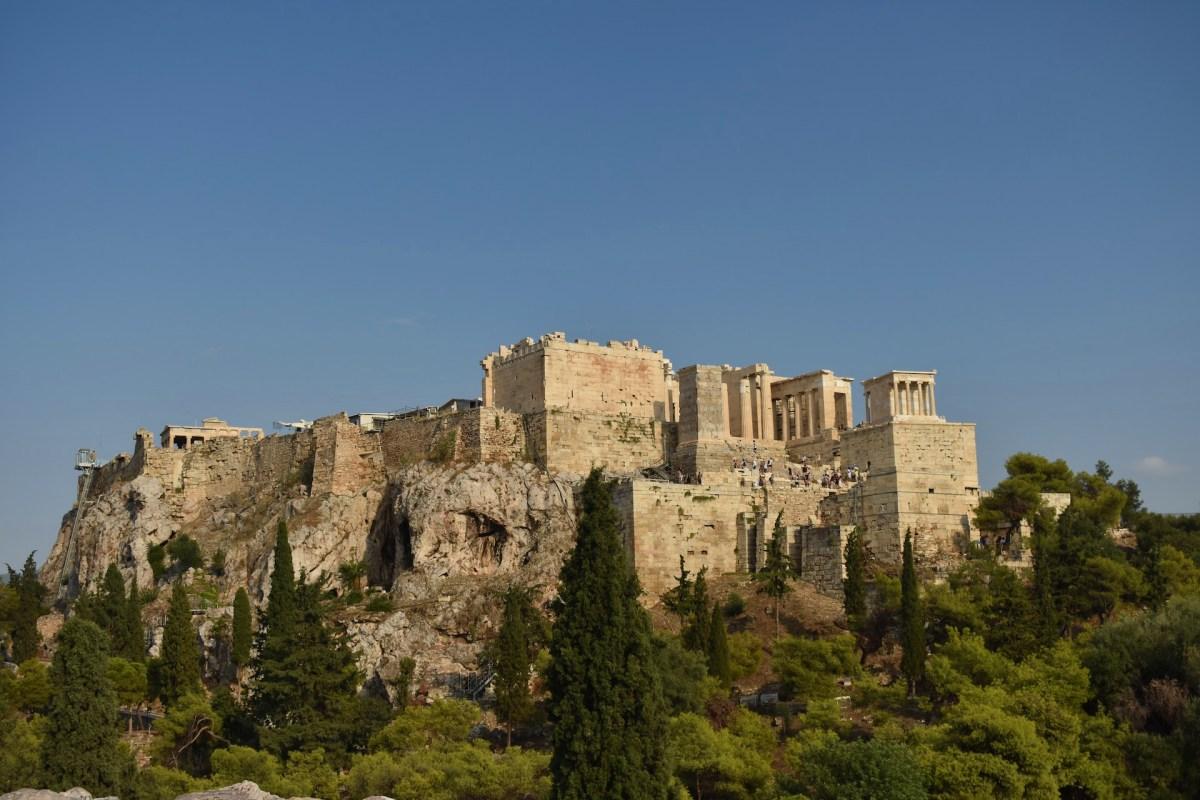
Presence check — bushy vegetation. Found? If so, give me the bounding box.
[3,454,1199,799]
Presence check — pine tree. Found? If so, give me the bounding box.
[682,567,712,654]
[8,553,45,662]
[251,580,363,761]
[40,618,130,794]
[493,586,534,747]
[232,587,252,668]
[706,603,732,688]
[158,581,201,705]
[547,469,669,800]
[754,513,794,640]
[899,531,925,698]
[842,527,867,632]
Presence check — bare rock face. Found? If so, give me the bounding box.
[40,453,577,689]
[357,462,577,685]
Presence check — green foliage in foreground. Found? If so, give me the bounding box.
[40,618,133,795]
[547,469,669,800]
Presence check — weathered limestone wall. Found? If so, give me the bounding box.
[526,410,676,476]
[838,420,979,573]
[379,408,526,473]
[793,525,850,598]
[484,333,673,420]
[613,478,831,600]
[311,414,384,497]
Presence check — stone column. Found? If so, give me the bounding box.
[930,384,937,417]
[760,372,773,440]
[739,378,752,439]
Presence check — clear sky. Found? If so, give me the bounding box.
[2,2,1197,568]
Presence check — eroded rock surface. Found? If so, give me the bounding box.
[40,448,577,690]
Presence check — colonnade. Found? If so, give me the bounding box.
[889,380,936,417]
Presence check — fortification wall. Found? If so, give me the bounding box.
[525,410,676,476]
[485,333,672,420]
[379,408,526,473]
[311,414,384,496]
[613,478,831,599]
[838,420,979,573]
[793,525,850,598]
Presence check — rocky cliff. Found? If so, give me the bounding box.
[40,418,579,691]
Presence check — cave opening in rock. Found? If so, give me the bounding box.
[367,489,414,589]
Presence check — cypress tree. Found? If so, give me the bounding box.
[842,527,867,632]
[754,513,794,640]
[252,580,362,761]
[263,520,297,638]
[1030,510,1060,643]
[121,577,144,662]
[547,469,669,800]
[158,581,201,705]
[232,587,252,668]
[662,555,693,633]
[8,553,45,663]
[682,567,712,654]
[899,531,925,697]
[707,603,732,688]
[40,618,130,794]
[494,586,534,747]
[99,564,127,635]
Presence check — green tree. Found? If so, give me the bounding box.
[10,658,52,713]
[158,582,201,706]
[706,603,732,688]
[669,711,776,799]
[121,574,145,661]
[338,559,366,594]
[0,712,42,793]
[843,527,867,632]
[790,738,928,800]
[754,512,794,640]
[682,566,712,654]
[547,468,669,800]
[107,656,149,710]
[209,548,227,578]
[232,587,253,668]
[7,552,46,662]
[147,543,167,583]
[152,692,222,775]
[263,521,297,640]
[390,656,417,710]
[251,579,365,762]
[494,586,536,746]
[661,555,693,633]
[167,535,204,571]
[40,618,131,795]
[900,531,925,697]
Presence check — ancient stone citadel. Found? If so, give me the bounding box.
[41,332,980,682]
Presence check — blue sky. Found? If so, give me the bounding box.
[2,2,1197,567]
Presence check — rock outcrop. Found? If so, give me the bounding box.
[40,420,578,691]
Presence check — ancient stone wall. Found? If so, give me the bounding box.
[525,410,676,476]
[838,420,979,574]
[484,333,673,420]
[793,525,849,598]
[310,414,384,497]
[613,478,830,599]
[379,408,526,474]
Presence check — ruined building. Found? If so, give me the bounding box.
[48,332,980,615]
